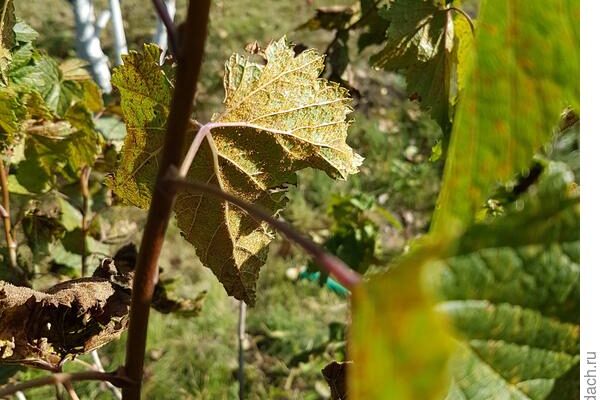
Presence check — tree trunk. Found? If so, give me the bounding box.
[70,0,112,93]
[109,0,127,66]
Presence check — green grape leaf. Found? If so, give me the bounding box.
[96,115,126,142]
[15,102,101,192]
[356,0,390,51]
[371,0,456,132]
[432,0,580,235]
[13,19,37,44]
[10,55,94,117]
[0,86,20,144]
[22,197,67,268]
[428,166,580,398]
[308,194,379,277]
[109,44,173,209]
[110,40,362,303]
[19,87,53,121]
[298,5,355,31]
[0,0,15,84]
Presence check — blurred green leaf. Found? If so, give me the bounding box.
[453,13,473,93]
[14,102,101,192]
[57,196,82,231]
[356,0,390,51]
[350,159,579,400]
[10,53,102,117]
[427,164,579,398]
[96,115,126,142]
[432,0,580,235]
[350,2,580,396]
[309,194,379,277]
[350,246,455,399]
[12,19,37,43]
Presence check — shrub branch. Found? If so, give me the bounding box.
[0,371,131,398]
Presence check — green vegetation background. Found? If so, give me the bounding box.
[12,0,442,398]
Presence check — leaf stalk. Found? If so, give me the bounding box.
[164,170,362,290]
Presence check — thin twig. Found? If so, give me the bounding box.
[62,381,80,400]
[80,166,92,277]
[122,2,212,399]
[151,0,180,60]
[448,6,475,34]
[54,383,61,400]
[237,300,247,400]
[0,371,131,398]
[0,161,22,278]
[163,170,362,290]
[14,391,26,400]
[92,350,123,399]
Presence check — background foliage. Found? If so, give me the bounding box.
[1,0,579,399]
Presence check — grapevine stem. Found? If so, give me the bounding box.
[122,1,211,399]
[0,371,131,398]
[163,169,362,290]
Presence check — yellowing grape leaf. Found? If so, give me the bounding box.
[109,44,174,208]
[0,0,15,83]
[453,14,473,93]
[349,245,455,399]
[0,87,20,144]
[110,40,362,304]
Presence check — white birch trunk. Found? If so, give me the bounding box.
[71,0,112,93]
[109,0,128,66]
[153,0,176,51]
